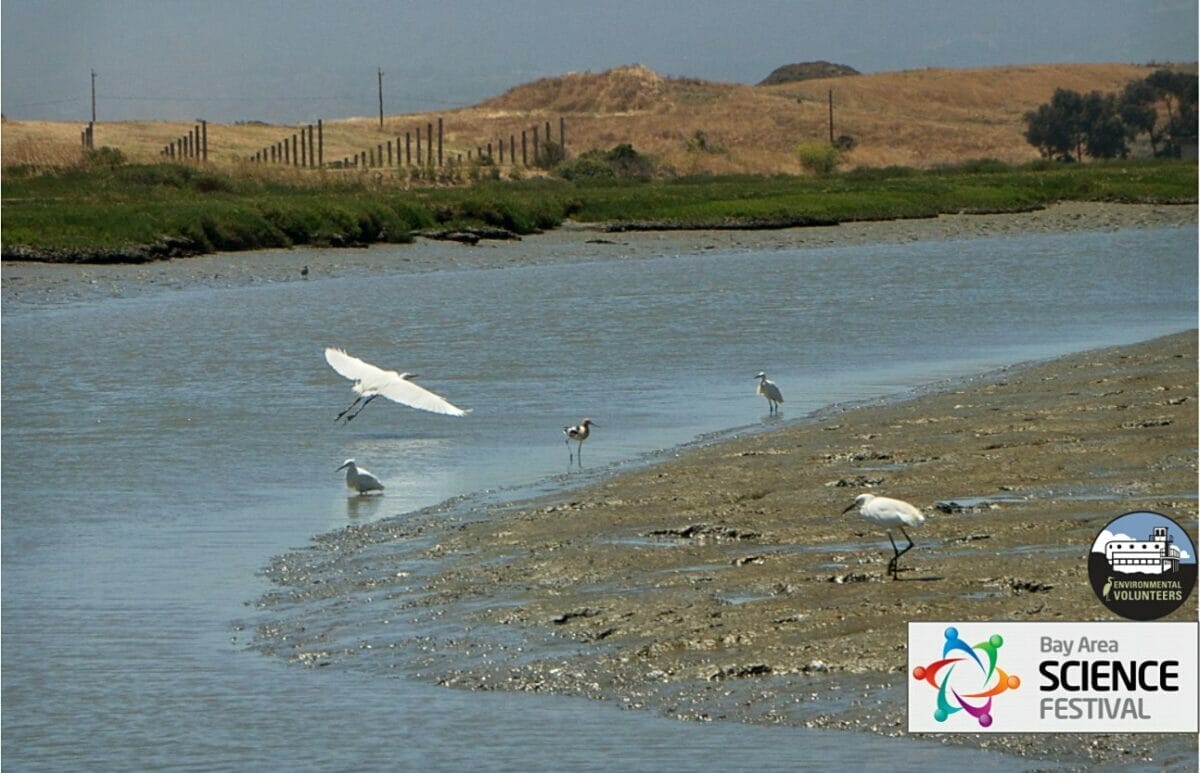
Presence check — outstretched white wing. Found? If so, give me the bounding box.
[325,347,389,386]
[325,347,469,417]
[375,377,469,416]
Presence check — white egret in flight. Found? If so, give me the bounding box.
[842,493,926,579]
[325,347,469,422]
[336,458,384,495]
[755,372,784,413]
[563,418,596,465]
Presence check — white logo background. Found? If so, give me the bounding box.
[908,622,1198,733]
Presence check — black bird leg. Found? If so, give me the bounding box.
[886,526,917,579]
[344,394,378,423]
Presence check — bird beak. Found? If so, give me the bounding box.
[840,502,856,514]
[336,462,349,471]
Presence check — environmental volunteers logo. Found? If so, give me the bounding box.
[911,626,1021,728]
[1089,511,1197,620]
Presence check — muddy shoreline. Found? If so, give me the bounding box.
[419,331,1198,767]
[3,201,1194,310]
[254,331,1198,769]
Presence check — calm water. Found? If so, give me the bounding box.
[2,227,1195,770]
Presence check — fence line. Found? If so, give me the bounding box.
[159,121,208,162]
[244,116,568,172]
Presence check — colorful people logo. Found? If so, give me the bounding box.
[911,626,1021,728]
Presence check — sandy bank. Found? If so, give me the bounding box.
[377,331,1196,768]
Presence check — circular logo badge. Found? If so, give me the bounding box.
[1088,511,1197,620]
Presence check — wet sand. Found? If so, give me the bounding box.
[406,330,1197,767]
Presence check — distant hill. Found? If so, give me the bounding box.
[758,61,860,85]
[479,64,732,114]
[1,62,1172,175]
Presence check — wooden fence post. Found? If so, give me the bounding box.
[532,125,539,164]
[318,120,324,167]
[405,132,411,166]
[416,128,421,165]
[521,130,527,166]
[437,117,443,167]
[426,122,433,166]
[202,121,208,162]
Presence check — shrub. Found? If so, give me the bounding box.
[554,143,655,182]
[796,142,840,175]
[84,146,127,170]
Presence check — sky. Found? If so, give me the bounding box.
[2,0,1196,124]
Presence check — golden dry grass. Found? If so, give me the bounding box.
[0,62,1174,175]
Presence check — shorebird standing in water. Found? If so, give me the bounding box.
[336,458,384,495]
[563,418,596,466]
[842,493,926,579]
[755,372,784,414]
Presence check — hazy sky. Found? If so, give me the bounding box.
[2,0,1196,124]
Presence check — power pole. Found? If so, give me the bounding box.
[828,89,834,145]
[91,69,97,123]
[377,67,384,130]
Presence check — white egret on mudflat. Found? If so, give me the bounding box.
[755,372,784,413]
[563,418,596,465]
[336,458,384,495]
[325,347,469,422]
[842,493,926,579]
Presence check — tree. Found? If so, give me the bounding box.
[1024,89,1086,161]
[1081,91,1128,159]
[1119,79,1160,154]
[1024,88,1129,161]
[1120,69,1198,158]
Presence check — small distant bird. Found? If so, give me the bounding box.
[301,265,309,278]
[325,347,469,423]
[563,418,596,465]
[336,458,384,495]
[842,493,926,579]
[755,372,784,413]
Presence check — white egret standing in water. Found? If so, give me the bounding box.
[336,459,384,495]
[842,493,926,579]
[755,372,784,413]
[325,347,469,422]
[563,418,596,465]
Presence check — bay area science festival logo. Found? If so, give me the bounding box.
[910,626,1021,729]
[1089,510,1197,620]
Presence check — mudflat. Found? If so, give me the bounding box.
[407,329,1197,767]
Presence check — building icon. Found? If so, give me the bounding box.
[1104,526,1182,574]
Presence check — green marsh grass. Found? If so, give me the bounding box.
[2,159,1194,261]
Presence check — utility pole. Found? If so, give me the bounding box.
[828,89,834,145]
[377,67,384,130]
[91,69,97,122]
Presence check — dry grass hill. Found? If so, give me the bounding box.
[0,62,1176,176]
